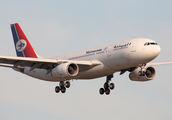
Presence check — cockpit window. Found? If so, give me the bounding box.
[144,42,158,46]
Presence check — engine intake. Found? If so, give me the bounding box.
[129,66,156,81]
[51,63,79,78]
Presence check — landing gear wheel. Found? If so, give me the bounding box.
[99,74,114,95]
[109,83,115,90]
[66,81,70,88]
[61,87,66,93]
[99,88,105,95]
[105,88,110,95]
[55,86,60,93]
[104,82,109,89]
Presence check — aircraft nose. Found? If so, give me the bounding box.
[153,45,161,57]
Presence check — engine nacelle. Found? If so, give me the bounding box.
[129,66,156,81]
[51,63,79,78]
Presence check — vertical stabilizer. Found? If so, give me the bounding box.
[11,23,38,58]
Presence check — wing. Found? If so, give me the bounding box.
[0,55,101,72]
[147,61,172,66]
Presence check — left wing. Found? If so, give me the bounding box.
[0,55,101,71]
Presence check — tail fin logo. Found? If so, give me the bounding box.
[16,39,27,52]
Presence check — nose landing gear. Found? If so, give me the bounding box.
[99,74,115,95]
[138,63,146,76]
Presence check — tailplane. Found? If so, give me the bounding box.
[11,23,39,58]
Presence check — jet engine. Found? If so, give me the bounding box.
[51,63,79,78]
[129,66,156,81]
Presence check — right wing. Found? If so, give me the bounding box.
[147,61,172,66]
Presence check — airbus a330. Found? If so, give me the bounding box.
[0,23,171,95]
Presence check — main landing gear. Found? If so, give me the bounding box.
[55,81,70,93]
[99,74,115,95]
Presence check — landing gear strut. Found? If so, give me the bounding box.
[55,81,70,93]
[99,74,115,95]
[138,63,146,76]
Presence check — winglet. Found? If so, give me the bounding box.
[10,23,38,58]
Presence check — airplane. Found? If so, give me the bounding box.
[0,23,172,95]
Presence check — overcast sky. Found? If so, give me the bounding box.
[0,0,172,120]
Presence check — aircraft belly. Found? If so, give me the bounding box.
[72,63,114,79]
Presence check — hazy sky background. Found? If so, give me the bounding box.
[0,0,172,120]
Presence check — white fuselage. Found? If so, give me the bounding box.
[23,38,161,81]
